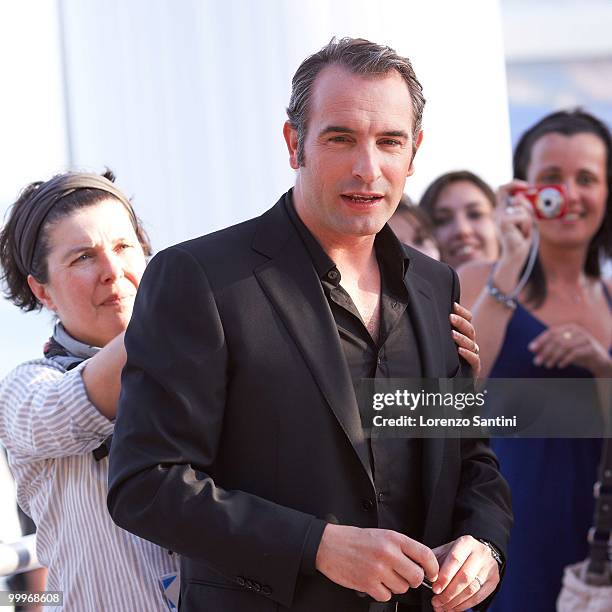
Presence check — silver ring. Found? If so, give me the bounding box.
[474,576,483,589]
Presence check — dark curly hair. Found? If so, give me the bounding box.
[0,169,152,311]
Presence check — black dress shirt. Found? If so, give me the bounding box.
[286,199,425,543]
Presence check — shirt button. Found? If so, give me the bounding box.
[377,355,383,365]
[361,498,375,511]
[377,491,385,502]
[327,269,339,281]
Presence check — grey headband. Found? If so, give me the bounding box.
[13,173,137,277]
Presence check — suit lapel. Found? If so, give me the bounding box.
[252,199,374,487]
[251,200,454,506]
[402,266,442,379]
[402,264,447,522]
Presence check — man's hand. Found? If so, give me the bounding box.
[430,535,500,611]
[315,524,439,602]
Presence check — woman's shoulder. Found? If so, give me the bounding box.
[4,357,64,380]
[456,260,495,309]
[0,358,67,397]
[457,259,495,282]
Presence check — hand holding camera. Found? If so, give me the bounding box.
[493,180,537,292]
[510,184,568,219]
[492,180,568,298]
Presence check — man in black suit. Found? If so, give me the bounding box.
[108,38,512,611]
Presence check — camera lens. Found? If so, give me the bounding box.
[536,187,563,219]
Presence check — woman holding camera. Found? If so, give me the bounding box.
[0,171,178,611]
[458,109,612,611]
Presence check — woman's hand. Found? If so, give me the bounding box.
[492,180,537,293]
[528,323,612,376]
[450,302,481,378]
[496,180,535,252]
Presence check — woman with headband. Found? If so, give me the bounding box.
[0,170,178,611]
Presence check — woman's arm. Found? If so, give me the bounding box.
[81,331,126,420]
[0,361,113,459]
[457,181,537,379]
[457,262,515,379]
[0,332,126,460]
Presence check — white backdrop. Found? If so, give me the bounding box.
[1,0,512,375]
[59,0,512,251]
[0,0,509,553]
[502,0,612,62]
[0,0,69,552]
[0,1,67,380]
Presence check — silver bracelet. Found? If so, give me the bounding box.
[486,224,540,311]
[486,280,517,310]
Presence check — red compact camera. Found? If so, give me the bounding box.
[511,184,568,219]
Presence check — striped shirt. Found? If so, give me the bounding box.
[0,358,179,611]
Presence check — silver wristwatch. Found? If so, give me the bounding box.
[477,538,503,568]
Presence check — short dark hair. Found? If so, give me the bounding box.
[287,37,425,166]
[513,109,612,306]
[0,169,152,312]
[418,170,496,220]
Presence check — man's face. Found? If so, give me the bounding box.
[285,64,422,244]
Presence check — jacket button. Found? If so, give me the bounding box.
[361,498,375,511]
[253,582,262,592]
[262,585,272,595]
[246,579,254,590]
[235,576,246,587]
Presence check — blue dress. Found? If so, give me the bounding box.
[488,286,610,612]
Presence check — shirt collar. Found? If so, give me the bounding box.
[285,191,410,290]
[285,191,337,280]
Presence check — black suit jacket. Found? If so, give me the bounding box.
[108,191,512,611]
